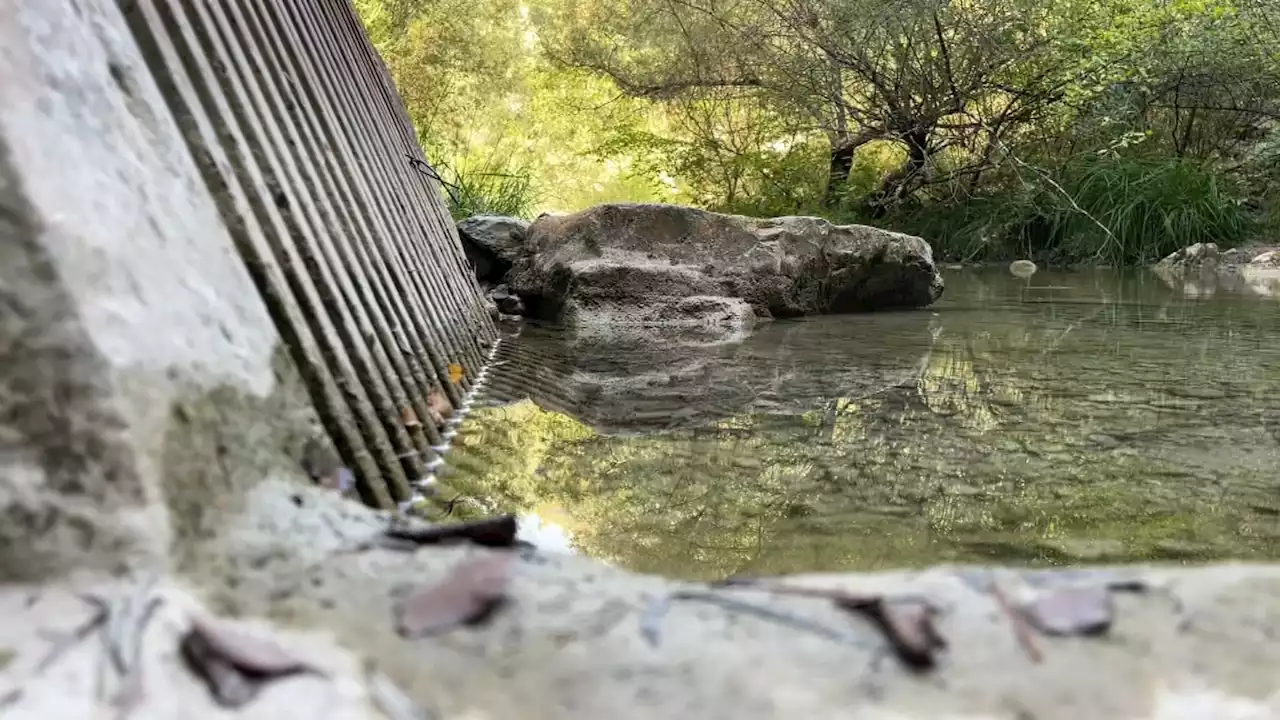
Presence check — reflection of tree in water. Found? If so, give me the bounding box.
[440,273,1280,579]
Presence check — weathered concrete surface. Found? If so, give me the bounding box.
[0,1,316,576]
[507,204,945,326]
[9,482,1280,720]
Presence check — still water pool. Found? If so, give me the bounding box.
[441,268,1280,580]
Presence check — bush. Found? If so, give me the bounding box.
[435,153,538,220]
[889,156,1254,266]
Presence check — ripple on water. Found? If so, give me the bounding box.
[443,269,1280,579]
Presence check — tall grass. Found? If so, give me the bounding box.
[892,157,1253,266]
[436,153,538,220]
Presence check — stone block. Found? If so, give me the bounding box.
[0,0,316,581]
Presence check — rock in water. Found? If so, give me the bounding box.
[1009,259,1038,279]
[456,215,530,283]
[506,204,944,328]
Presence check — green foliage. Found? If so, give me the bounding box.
[357,0,1280,264]
[898,157,1252,265]
[436,153,538,220]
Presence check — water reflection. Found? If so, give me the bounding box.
[439,269,1280,580]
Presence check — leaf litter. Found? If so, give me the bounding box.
[395,553,515,639]
[179,616,323,708]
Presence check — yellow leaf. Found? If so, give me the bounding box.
[448,363,464,384]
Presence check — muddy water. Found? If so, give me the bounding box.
[441,269,1280,580]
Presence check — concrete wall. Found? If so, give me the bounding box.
[0,0,495,585]
[116,0,498,509]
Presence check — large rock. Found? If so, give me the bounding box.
[457,215,531,283]
[507,204,944,325]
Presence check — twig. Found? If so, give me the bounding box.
[36,599,109,673]
[640,590,867,648]
[110,596,164,719]
[991,582,1043,663]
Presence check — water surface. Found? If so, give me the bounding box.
[442,269,1280,579]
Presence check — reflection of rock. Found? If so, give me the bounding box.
[508,204,944,328]
[1153,243,1280,299]
[478,312,936,434]
[457,215,530,283]
[566,295,756,348]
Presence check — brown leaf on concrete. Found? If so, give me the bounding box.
[385,515,519,549]
[1022,585,1114,637]
[426,390,452,426]
[179,617,321,708]
[402,407,422,429]
[395,554,514,639]
[834,596,946,671]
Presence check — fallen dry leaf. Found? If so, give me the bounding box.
[448,363,464,384]
[385,515,519,548]
[179,617,320,708]
[834,596,946,671]
[1021,585,1114,637]
[395,554,514,639]
[401,407,421,429]
[426,390,452,426]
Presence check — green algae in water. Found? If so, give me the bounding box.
[440,268,1280,580]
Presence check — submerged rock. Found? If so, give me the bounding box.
[507,204,944,327]
[457,215,530,283]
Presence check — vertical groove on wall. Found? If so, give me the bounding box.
[120,0,497,508]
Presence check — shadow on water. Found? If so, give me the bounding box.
[441,268,1280,580]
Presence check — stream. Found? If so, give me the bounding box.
[442,268,1280,580]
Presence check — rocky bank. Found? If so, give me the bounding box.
[1153,242,1280,299]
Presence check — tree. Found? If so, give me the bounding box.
[540,0,1279,216]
